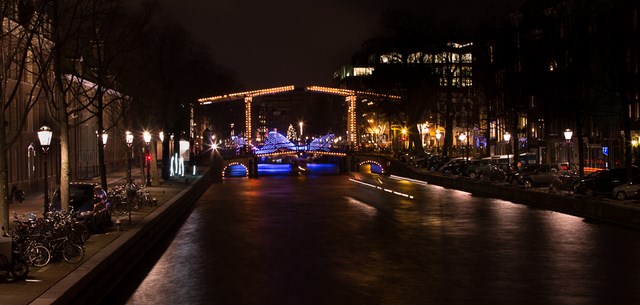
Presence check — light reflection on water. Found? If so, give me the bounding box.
[124,175,640,305]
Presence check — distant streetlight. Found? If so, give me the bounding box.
[126,131,134,146]
[459,133,467,159]
[143,131,152,186]
[435,130,442,152]
[564,129,573,170]
[458,133,466,143]
[504,132,512,167]
[37,125,52,214]
[563,128,573,142]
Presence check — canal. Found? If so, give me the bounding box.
[109,173,640,305]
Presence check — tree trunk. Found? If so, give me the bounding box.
[96,89,107,191]
[57,90,71,211]
[0,108,9,230]
[53,0,70,211]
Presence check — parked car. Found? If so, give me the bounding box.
[478,164,510,182]
[425,156,450,172]
[51,182,113,232]
[517,163,572,188]
[574,168,640,196]
[613,175,640,200]
[466,157,493,179]
[438,157,472,175]
[506,164,541,185]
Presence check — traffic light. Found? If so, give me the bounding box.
[146,154,152,161]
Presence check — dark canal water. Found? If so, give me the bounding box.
[117,173,640,305]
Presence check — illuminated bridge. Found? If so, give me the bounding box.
[198,85,401,178]
[197,85,401,149]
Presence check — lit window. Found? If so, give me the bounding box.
[424,54,433,63]
[353,67,374,76]
[380,53,403,64]
[435,52,451,63]
[408,52,422,63]
[461,53,472,63]
[461,66,472,77]
[408,52,432,63]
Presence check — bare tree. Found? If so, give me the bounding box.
[0,0,51,229]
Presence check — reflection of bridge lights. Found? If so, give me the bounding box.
[348,178,413,199]
[389,175,429,187]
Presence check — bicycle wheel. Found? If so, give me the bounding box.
[63,243,84,263]
[11,259,30,280]
[28,244,51,267]
[72,222,90,244]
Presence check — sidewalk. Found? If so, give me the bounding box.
[1,169,202,305]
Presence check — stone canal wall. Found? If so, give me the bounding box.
[35,169,214,305]
[387,159,640,229]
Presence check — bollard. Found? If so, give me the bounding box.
[115,217,121,231]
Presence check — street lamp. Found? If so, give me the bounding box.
[101,132,108,147]
[125,131,133,183]
[143,131,152,186]
[459,133,467,158]
[435,130,442,153]
[504,132,512,168]
[125,131,134,224]
[37,125,52,214]
[564,128,573,170]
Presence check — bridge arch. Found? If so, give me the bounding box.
[357,159,386,174]
[222,161,249,178]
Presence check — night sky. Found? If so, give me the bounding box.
[127,0,526,90]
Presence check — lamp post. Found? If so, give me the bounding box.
[401,128,407,150]
[38,125,53,214]
[125,131,133,183]
[125,131,134,224]
[212,142,218,168]
[564,128,573,171]
[143,131,151,186]
[504,132,511,168]
[633,139,639,167]
[458,133,467,158]
[435,130,442,153]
